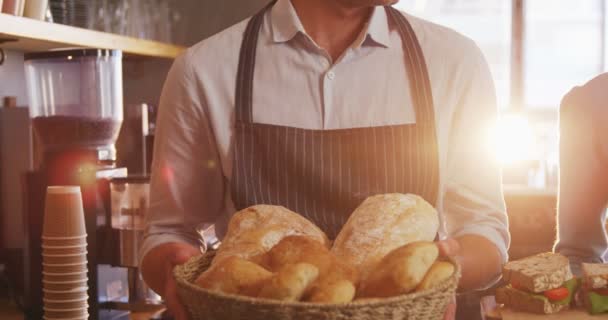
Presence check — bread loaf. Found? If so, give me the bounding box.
[358,241,439,298]
[194,256,273,297]
[213,205,329,265]
[332,194,439,277]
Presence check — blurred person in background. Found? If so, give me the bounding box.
[555,73,608,274]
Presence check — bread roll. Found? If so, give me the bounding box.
[358,241,438,298]
[332,194,439,277]
[263,235,359,303]
[213,205,329,265]
[416,261,455,291]
[258,263,319,301]
[194,256,273,297]
[263,235,333,273]
[307,279,356,304]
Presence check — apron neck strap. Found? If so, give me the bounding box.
[235,4,436,127]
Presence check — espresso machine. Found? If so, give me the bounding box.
[20,48,159,320]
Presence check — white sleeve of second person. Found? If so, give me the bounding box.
[139,51,225,265]
[442,40,510,290]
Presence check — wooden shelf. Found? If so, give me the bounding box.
[0,13,186,59]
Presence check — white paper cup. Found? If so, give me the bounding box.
[43,286,88,294]
[42,235,87,240]
[43,186,86,238]
[43,281,88,292]
[43,271,87,283]
[24,0,48,20]
[42,236,87,247]
[44,307,88,319]
[42,244,87,255]
[43,253,87,265]
[44,299,88,310]
[43,262,88,274]
[44,289,88,301]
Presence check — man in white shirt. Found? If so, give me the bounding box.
[140,0,509,319]
[555,73,608,274]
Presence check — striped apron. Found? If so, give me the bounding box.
[231,4,440,239]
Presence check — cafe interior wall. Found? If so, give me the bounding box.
[0,0,270,250]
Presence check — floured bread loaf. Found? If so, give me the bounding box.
[331,194,439,277]
[213,205,329,265]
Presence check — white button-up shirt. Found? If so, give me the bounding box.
[141,0,510,278]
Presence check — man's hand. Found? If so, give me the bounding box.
[141,242,200,320]
[436,239,461,320]
[435,235,503,320]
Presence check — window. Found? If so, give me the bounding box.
[523,0,604,109]
[395,0,607,111]
[395,0,512,109]
[395,0,608,188]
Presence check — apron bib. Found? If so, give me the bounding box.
[230,4,439,238]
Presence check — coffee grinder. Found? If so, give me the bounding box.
[22,49,127,320]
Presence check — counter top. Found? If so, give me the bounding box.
[0,301,164,320]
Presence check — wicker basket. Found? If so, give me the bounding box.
[174,251,460,320]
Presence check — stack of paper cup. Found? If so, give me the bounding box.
[41,186,88,320]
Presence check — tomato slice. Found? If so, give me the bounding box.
[593,288,608,296]
[543,287,569,301]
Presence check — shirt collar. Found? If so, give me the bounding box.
[270,0,391,49]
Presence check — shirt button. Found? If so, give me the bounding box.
[327,71,336,80]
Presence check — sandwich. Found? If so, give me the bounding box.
[495,252,578,314]
[581,263,608,314]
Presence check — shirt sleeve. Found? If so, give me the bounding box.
[442,41,510,289]
[554,73,608,271]
[139,51,225,265]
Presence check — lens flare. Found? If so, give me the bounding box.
[490,114,537,165]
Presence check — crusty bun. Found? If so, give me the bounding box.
[194,256,273,297]
[416,261,455,292]
[258,263,319,301]
[307,279,356,304]
[332,194,439,277]
[213,205,329,265]
[358,241,439,298]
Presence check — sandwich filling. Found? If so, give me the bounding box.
[509,278,578,306]
[587,289,608,314]
[582,263,608,314]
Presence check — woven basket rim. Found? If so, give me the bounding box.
[173,251,461,309]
